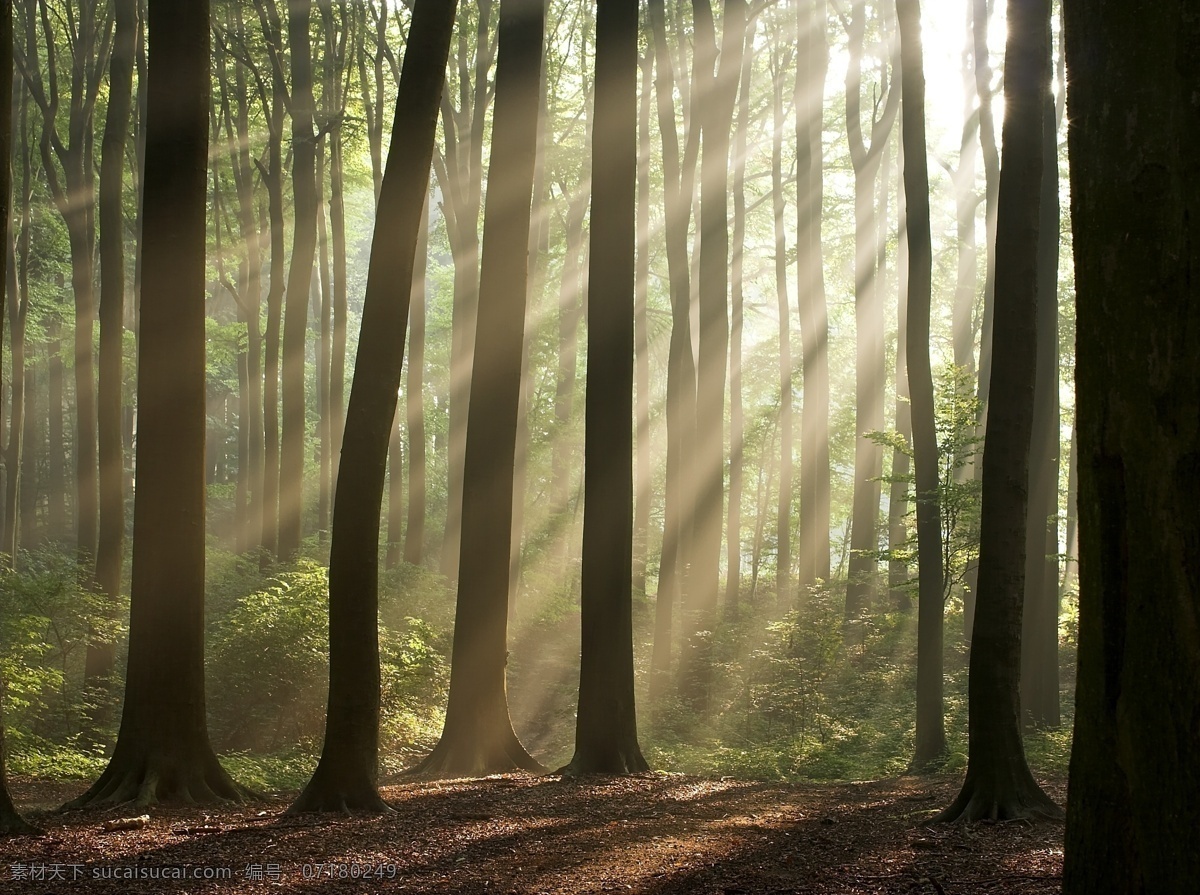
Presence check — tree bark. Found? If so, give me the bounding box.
[897,0,946,770]
[411,0,545,779]
[278,0,320,558]
[290,0,456,812]
[796,0,831,587]
[86,0,136,704]
[936,0,1059,821]
[68,0,248,808]
[1062,0,1200,887]
[404,196,429,567]
[561,0,647,775]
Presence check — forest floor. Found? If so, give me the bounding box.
[0,772,1065,895]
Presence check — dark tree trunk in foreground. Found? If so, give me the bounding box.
[279,0,320,558]
[0,0,38,835]
[1062,0,1200,887]
[936,0,1059,822]
[1019,96,1060,729]
[67,0,248,808]
[290,0,456,813]
[410,0,545,779]
[561,0,647,777]
[897,0,946,770]
[85,0,137,708]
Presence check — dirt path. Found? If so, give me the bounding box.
[0,774,1065,894]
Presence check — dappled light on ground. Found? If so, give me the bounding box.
[3,773,1064,893]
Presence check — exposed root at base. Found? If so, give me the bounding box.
[933,785,1063,823]
[406,739,545,781]
[62,760,254,811]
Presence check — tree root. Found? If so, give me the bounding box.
[288,762,392,815]
[0,807,42,837]
[406,735,545,780]
[62,755,254,811]
[934,777,1063,823]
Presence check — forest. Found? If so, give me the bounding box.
[0,0,1195,892]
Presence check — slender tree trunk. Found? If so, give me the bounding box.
[412,0,545,779]
[279,0,320,558]
[685,0,746,707]
[647,0,697,701]
[724,14,754,619]
[770,40,793,605]
[897,0,946,769]
[844,0,899,635]
[1020,95,1060,729]
[936,0,1058,821]
[888,140,912,610]
[633,50,652,598]
[562,0,647,775]
[316,140,333,539]
[46,322,67,542]
[385,403,403,568]
[796,0,831,587]
[291,0,456,812]
[403,196,429,566]
[86,0,136,702]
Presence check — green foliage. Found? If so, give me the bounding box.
[206,560,450,769]
[0,549,127,748]
[868,363,983,606]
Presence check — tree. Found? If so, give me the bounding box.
[278,0,320,558]
[67,0,248,807]
[685,0,746,706]
[796,0,831,587]
[1062,0,1200,887]
[896,0,946,769]
[0,0,38,836]
[936,0,1059,822]
[289,0,457,812]
[409,0,545,779]
[1019,94,1060,729]
[647,0,697,700]
[15,0,111,564]
[84,0,137,709]
[843,0,899,634]
[560,0,647,776]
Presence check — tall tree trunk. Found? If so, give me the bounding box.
[438,0,494,582]
[770,39,792,606]
[278,0,320,558]
[69,0,248,807]
[412,0,545,779]
[897,0,946,770]
[386,403,403,569]
[936,0,1058,821]
[888,140,911,610]
[46,322,67,542]
[1020,95,1060,729]
[725,13,754,619]
[291,0,457,812]
[86,0,137,703]
[562,0,647,776]
[316,140,333,539]
[647,0,697,700]
[796,0,831,587]
[685,0,745,707]
[633,50,652,598]
[404,195,429,566]
[1062,0,1200,885]
[844,0,899,635]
